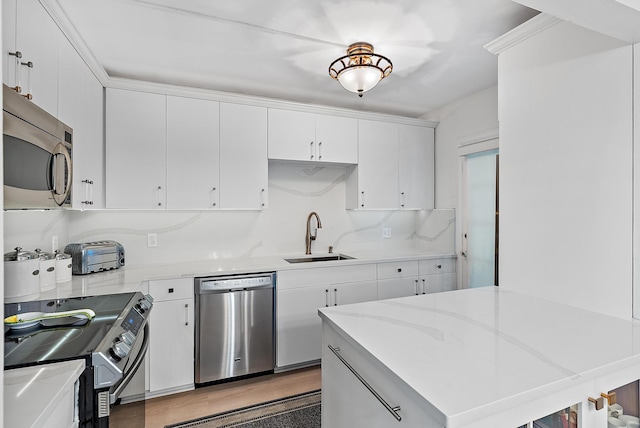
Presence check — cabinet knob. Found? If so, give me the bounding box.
[437,264,442,269]
[397,268,402,273]
[601,392,617,405]
[588,396,604,411]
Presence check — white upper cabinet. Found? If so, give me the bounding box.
[398,125,434,210]
[220,103,268,209]
[267,108,357,164]
[106,89,167,209]
[58,36,105,209]
[166,96,220,210]
[3,0,60,116]
[2,0,17,90]
[347,120,434,210]
[348,120,399,209]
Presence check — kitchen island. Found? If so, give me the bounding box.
[319,287,640,427]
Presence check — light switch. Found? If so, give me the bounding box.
[147,233,158,248]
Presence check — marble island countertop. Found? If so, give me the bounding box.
[9,249,455,302]
[318,286,640,427]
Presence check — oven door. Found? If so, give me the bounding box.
[3,109,72,209]
[99,324,149,428]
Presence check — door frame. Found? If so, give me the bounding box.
[457,130,498,289]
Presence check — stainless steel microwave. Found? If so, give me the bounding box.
[3,84,72,209]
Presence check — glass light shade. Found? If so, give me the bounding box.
[337,66,384,95]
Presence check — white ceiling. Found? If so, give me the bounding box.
[52,0,539,118]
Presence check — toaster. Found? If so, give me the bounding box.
[63,240,125,275]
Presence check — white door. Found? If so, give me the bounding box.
[398,124,434,209]
[105,89,167,209]
[166,96,220,209]
[461,149,498,288]
[357,120,399,209]
[219,103,268,209]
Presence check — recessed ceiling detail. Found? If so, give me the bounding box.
[51,0,539,117]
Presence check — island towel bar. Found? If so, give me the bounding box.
[328,344,402,422]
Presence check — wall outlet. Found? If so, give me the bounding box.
[147,233,158,248]
[52,236,59,252]
[382,228,391,239]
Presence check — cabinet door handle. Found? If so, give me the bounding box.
[400,192,405,208]
[422,279,426,294]
[8,51,22,93]
[157,186,163,207]
[333,288,338,306]
[184,303,189,326]
[261,188,265,207]
[310,141,314,160]
[414,279,419,295]
[212,187,217,207]
[361,191,365,208]
[325,289,330,307]
[20,60,33,100]
[318,141,322,160]
[328,345,402,422]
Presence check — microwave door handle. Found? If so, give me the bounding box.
[52,143,72,206]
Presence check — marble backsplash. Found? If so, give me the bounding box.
[4,163,455,266]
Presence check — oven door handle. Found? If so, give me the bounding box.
[110,323,149,405]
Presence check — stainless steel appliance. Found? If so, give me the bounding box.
[64,240,125,275]
[4,292,153,427]
[3,84,73,209]
[195,273,275,384]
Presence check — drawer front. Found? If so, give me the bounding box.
[148,278,194,301]
[277,264,377,289]
[419,258,456,275]
[377,261,418,280]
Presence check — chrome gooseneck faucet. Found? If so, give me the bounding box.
[305,212,322,255]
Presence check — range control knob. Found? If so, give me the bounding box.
[112,340,131,360]
[139,298,152,312]
[119,331,136,346]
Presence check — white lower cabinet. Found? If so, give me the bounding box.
[377,260,420,300]
[276,264,377,368]
[148,278,194,394]
[419,258,456,294]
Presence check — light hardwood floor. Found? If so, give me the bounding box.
[111,366,321,428]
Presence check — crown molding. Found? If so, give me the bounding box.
[40,0,110,85]
[458,128,499,147]
[107,77,438,127]
[484,13,563,55]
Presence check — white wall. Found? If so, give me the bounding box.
[422,85,499,288]
[498,21,633,319]
[4,163,455,266]
[423,85,499,210]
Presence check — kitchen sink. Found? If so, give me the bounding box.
[284,254,355,264]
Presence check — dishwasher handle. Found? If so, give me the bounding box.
[196,274,275,294]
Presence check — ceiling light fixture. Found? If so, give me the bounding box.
[329,42,392,97]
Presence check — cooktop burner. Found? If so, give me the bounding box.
[4,293,135,368]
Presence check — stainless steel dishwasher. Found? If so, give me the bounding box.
[194,272,275,384]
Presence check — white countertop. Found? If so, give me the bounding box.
[4,359,85,427]
[318,286,640,427]
[9,249,455,302]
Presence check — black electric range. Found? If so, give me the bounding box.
[4,292,153,427]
